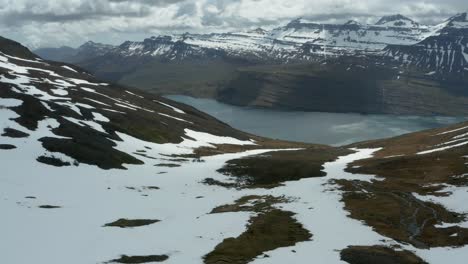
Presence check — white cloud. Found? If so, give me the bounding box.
[0,0,465,48]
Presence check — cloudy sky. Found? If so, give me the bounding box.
[0,0,466,49]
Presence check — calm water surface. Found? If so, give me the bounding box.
[167,95,467,146]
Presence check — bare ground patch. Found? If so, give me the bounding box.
[104,219,160,228]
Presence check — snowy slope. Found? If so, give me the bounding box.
[3,36,468,263]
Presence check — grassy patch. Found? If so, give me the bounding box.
[104,219,160,228]
[0,144,16,150]
[341,246,427,264]
[143,186,160,190]
[38,205,61,209]
[40,137,143,170]
[211,195,289,214]
[108,255,169,263]
[36,155,71,167]
[337,179,468,248]
[154,163,181,168]
[204,209,311,264]
[338,123,468,248]
[2,128,29,138]
[202,178,238,189]
[217,147,350,188]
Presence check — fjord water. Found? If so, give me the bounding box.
[167,95,467,146]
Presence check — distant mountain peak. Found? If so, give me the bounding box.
[247,27,268,35]
[284,17,320,30]
[448,12,467,22]
[442,12,468,29]
[376,14,419,27]
[79,41,113,50]
[344,20,360,26]
[287,18,303,26]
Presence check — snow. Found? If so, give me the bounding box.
[67,78,107,86]
[84,98,111,107]
[1,109,467,264]
[412,182,468,262]
[0,103,274,263]
[155,100,186,114]
[61,66,78,73]
[1,74,70,101]
[437,125,468,135]
[419,126,468,154]
[0,109,381,264]
[125,90,144,99]
[417,140,468,155]
[159,113,193,124]
[2,42,468,263]
[51,88,69,96]
[2,53,47,65]
[115,102,137,111]
[63,116,107,133]
[250,148,389,264]
[102,108,126,114]
[93,112,110,122]
[0,98,23,108]
[184,129,256,147]
[81,88,155,113]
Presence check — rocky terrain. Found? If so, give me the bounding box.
[34,13,468,115]
[2,35,468,263]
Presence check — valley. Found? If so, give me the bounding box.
[34,13,468,115]
[0,5,467,263]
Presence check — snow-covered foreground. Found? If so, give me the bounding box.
[1,106,467,263]
[0,104,259,263]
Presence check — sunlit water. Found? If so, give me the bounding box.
[167,95,467,146]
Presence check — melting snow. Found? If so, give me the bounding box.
[158,113,193,124]
[155,100,186,114]
[61,66,78,73]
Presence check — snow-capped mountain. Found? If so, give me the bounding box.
[34,15,431,62]
[98,14,434,62]
[375,14,421,27]
[31,13,468,115]
[268,14,431,55]
[35,41,116,64]
[384,13,468,74]
[35,13,468,72]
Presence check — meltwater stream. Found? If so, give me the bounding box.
[167,95,467,146]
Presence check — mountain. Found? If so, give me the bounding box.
[34,46,76,62]
[375,14,420,27]
[35,41,115,64]
[34,14,437,64]
[384,12,468,74]
[2,36,308,169]
[2,35,468,264]
[32,13,468,115]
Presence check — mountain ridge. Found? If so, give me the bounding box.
[32,13,468,115]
